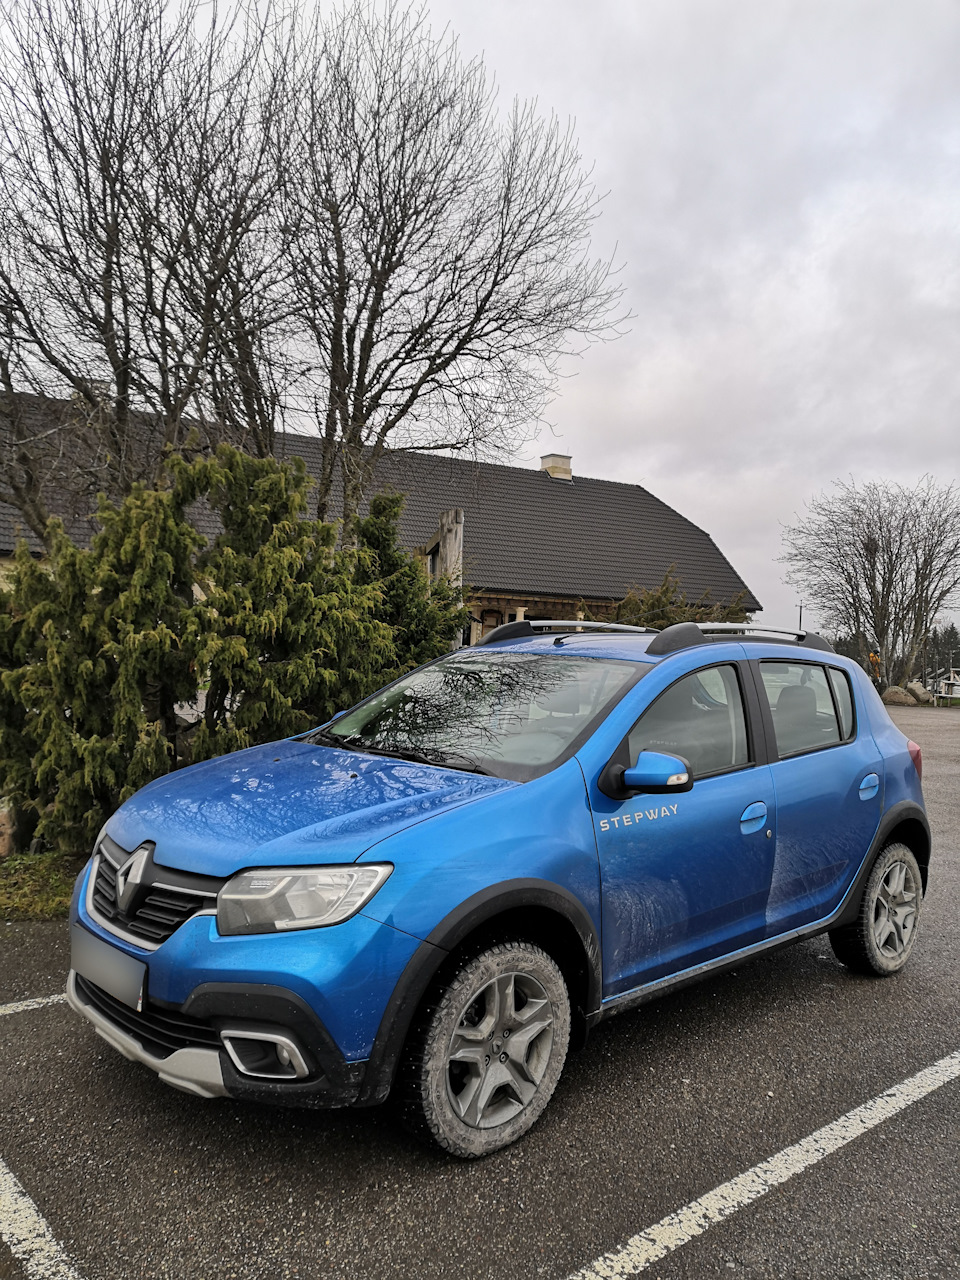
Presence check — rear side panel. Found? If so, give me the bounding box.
[855,670,927,813]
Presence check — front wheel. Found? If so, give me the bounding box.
[399,941,571,1158]
[829,843,923,976]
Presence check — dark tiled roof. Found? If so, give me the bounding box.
[279,436,761,609]
[1,409,759,609]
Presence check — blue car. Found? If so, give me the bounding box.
[67,621,929,1157]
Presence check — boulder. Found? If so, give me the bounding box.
[906,681,935,705]
[881,685,916,706]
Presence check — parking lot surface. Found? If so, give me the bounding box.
[1,705,958,1280]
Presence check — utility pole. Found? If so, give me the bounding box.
[798,600,803,631]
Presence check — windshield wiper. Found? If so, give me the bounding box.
[309,731,493,775]
[429,752,493,776]
[304,728,347,748]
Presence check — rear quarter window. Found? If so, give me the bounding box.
[827,667,856,740]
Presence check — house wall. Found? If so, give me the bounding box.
[466,592,617,644]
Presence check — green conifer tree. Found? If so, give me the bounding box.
[354,491,469,678]
[0,446,473,868]
[0,482,201,854]
[180,447,393,760]
[583,568,748,630]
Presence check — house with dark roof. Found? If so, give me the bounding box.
[0,409,760,640]
[276,439,760,642]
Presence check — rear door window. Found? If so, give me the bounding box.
[759,662,840,757]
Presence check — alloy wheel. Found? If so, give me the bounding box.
[445,971,555,1129]
[872,859,919,959]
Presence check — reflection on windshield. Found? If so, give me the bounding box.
[314,652,647,781]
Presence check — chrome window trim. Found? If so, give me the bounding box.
[152,881,217,899]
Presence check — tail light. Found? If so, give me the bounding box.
[907,740,922,780]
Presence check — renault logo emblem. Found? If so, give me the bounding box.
[115,847,150,913]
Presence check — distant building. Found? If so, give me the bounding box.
[284,441,760,642]
[0,405,760,639]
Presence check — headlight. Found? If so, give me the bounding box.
[216,864,393,936]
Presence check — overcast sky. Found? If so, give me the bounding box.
[423,0,960,628]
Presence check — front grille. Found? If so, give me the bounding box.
[75,974,222,1060]
[89,839,220,947]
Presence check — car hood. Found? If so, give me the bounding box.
[104,738,516,878]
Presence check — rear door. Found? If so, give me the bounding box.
[587,660,777,997]
[750,658,884,934]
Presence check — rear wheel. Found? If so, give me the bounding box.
[400,941,570,1158]
[829,843,922,976]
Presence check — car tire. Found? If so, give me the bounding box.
[399,941,571,1158]
[828,843,923,976]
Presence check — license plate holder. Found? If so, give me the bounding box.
[71,924,147,1011]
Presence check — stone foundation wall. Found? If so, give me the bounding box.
[0,805,14,860]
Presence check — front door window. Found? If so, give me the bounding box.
[627,664,749,777]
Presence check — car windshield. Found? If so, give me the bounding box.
[314,651,648,781]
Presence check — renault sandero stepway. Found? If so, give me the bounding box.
[67,620,930,1157]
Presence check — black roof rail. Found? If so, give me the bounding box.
[645,622,705,655]
[647,622,835,655]
[474,618,835,655]
[696,623,835,653]
[475,619,655,646]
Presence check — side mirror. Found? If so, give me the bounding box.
[621,751,693,796]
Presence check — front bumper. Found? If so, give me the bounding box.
[67,970,227,1098]
[67,967,370,1107]
[70,854,424,1100]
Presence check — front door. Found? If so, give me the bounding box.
[588,662,777,997]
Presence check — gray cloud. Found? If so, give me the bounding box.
[426,0,960,624]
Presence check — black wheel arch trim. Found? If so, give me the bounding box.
[831,799,931,928]
[355,880,602,1106]
[178,981,361,1102]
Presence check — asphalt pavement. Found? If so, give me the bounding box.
[1,705,958,1280]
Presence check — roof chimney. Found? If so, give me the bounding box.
[540,453,572,482]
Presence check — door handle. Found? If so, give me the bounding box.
[740,801,767,834]
[859,773,880,801]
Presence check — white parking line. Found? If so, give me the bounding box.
[0,1157,84,1280]
[0,995,67,1018]
[570,1048,960,1279]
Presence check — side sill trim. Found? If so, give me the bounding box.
[598,923,818,1019]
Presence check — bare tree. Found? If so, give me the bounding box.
[0,0,294,529]
[285,2,625,524]
[0,0,624,539]
[781,477,960,687]
[158,5,300,461]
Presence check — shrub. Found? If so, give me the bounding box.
[0,446,464,865]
